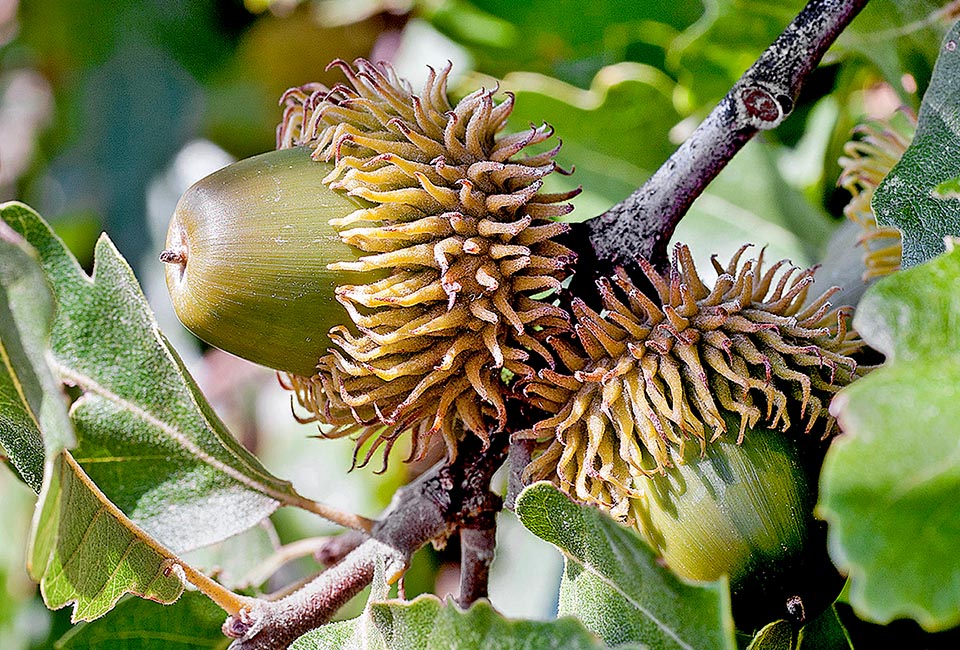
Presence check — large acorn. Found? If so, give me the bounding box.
[520,243,868,625]
[163,59,577,465]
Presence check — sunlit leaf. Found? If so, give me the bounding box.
[820,246,960,631]
[0,202,300,554]
[423,0,702,88]
[55,591,229,650]
[0,222,73,490]
[746,620,792,650]
[872,21,960,269]
[932,174,960,198]
[838,0,951,94]
[28,451,184,622]
[515,482,736,650]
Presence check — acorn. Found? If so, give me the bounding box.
[162,59,578,466]
[162,147,372,377]
[519,243,867,625]
[838,108,915,280]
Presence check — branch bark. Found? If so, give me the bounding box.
[579,0,870,274]
[224,432,509,650]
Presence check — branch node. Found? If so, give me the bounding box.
[736,84,789,129]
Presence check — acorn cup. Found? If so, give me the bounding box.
[163,59,578,466]
[520,243,868,627]
[162,146,373,376]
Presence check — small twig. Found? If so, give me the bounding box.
[505,438,535,511]
[284,492,376,533]
[315,530,369,567]
[579,0,870,274]
[459,526,497,607]
[239,532,368,592]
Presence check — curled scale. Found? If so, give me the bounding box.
[278,59,577,465]
[518,243,868,523]
[838,108,915,280]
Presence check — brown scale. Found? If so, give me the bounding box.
[518,243,869,523]
[277,59,577,466]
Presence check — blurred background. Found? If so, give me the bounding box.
[0,0,952,647]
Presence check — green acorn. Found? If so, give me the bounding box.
[161,147,371,376]
[163,59,577,466]
[520,243,867,624]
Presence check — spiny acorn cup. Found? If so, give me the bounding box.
[838,108,915,281]
[163,59,577,466]
[276,59,577,465]
[519,243,869,626]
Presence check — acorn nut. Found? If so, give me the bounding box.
[162,146,372,376]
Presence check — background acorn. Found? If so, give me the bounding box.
[275,59,578,464]
[519,243,866,623]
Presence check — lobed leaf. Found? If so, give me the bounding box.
[0,201,299,554]
[0,221,73,490]
[28,451,184,622]
[291,594,613,650]
[872,21,960,269]
[515,482,736,650]
[820,246,960,631]
[55,591,229,649]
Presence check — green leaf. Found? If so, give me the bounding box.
[424,0,702,88]
[746,620,792,650]
[743,606,851,650]
[515,482,736,650]
[671,0,805,109]
[28,451,184,622]
[819,246,960,631]
[501,62,680,182]
[0,222,74,490]
[55,591,229,649]
[872,22,960,269]
[838,0,949,95]
[796,606,852,650]
[0,201,298,554]
[291,595,611,650]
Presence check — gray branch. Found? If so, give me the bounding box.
[224,433,508,649]
[581,0,870,273]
